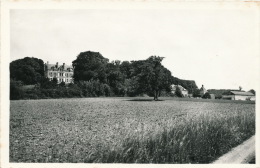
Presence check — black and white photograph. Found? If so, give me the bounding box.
[1,0,259,167]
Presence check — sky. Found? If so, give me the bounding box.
[10,8,259,91]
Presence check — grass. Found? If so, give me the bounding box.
[10,97,255,163]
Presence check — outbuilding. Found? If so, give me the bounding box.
[171,84,189,97]
[222,91,255,101]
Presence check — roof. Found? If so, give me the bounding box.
[223,91,254,96]
[200,85,207,92]
[45,63,73,71]
[231,91,254,96]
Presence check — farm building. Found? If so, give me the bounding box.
[200,85,207,97]
[222,91,255,101]
[209,94,215,99]
[171,84,189,97]
[44,62,74,84]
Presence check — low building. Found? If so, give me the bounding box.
[222,91,255,101]
[171,84,189,97]
[209,94,215,99]
[44,62,74,84]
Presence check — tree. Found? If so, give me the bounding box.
[72,51,109,83]
[131,56,172,100]
[10,79,25,100]
[10,57,44,85]
[192,88,201,97]
[248,89,255,95]
[106,61,125,96]
[175,86,183,97]
[202,92,211,99]
[120,61,132,79]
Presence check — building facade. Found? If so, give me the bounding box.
[222,91,255,101]
[44,62,74,84]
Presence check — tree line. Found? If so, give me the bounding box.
[10,51,198,100]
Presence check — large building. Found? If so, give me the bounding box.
[44,62,74,84]
[222,91,255,101]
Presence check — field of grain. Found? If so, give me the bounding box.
[10,97,255,163]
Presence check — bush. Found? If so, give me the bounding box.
[10,80,25,100]
[202,92,211,99]
[215,95,222,99]
[59,81,66,87]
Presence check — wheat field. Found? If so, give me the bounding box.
[10,97,255,163]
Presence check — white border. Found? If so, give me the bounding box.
[1,0,260,168]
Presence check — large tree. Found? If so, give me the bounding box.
[72,51,109,83]
[248,89,255,95]
[10,57,44,85]
[131,56,172,100]
[106,60,125,96]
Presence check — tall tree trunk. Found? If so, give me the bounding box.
[154,90,159,101]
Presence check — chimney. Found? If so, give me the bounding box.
[63,63,65,67]
[56,62,58,68]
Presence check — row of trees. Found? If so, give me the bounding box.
[10,51,199,100]
[72,52,174,100]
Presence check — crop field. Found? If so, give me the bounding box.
[10,97,255,163]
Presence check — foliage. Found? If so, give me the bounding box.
[248,89,255,95]
[106,60,125,96]
[175,86,183,97]
[40,77,58,89]
[202,92,211,99]
[10,79,25,100]
[171,77,198,94]
[72,51,109,82]
[130,56,172,100]
[192,89,201,97]
[10,57,44,85]
[77,80,112,97]
[208,89,242,99]
[11,53,199,100]
[59,81,66,87]
[10,98,255,163]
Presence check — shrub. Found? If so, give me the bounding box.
[202,92,211,99]
[10,80,25,100]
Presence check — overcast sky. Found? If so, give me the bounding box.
[10,9,259,90]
